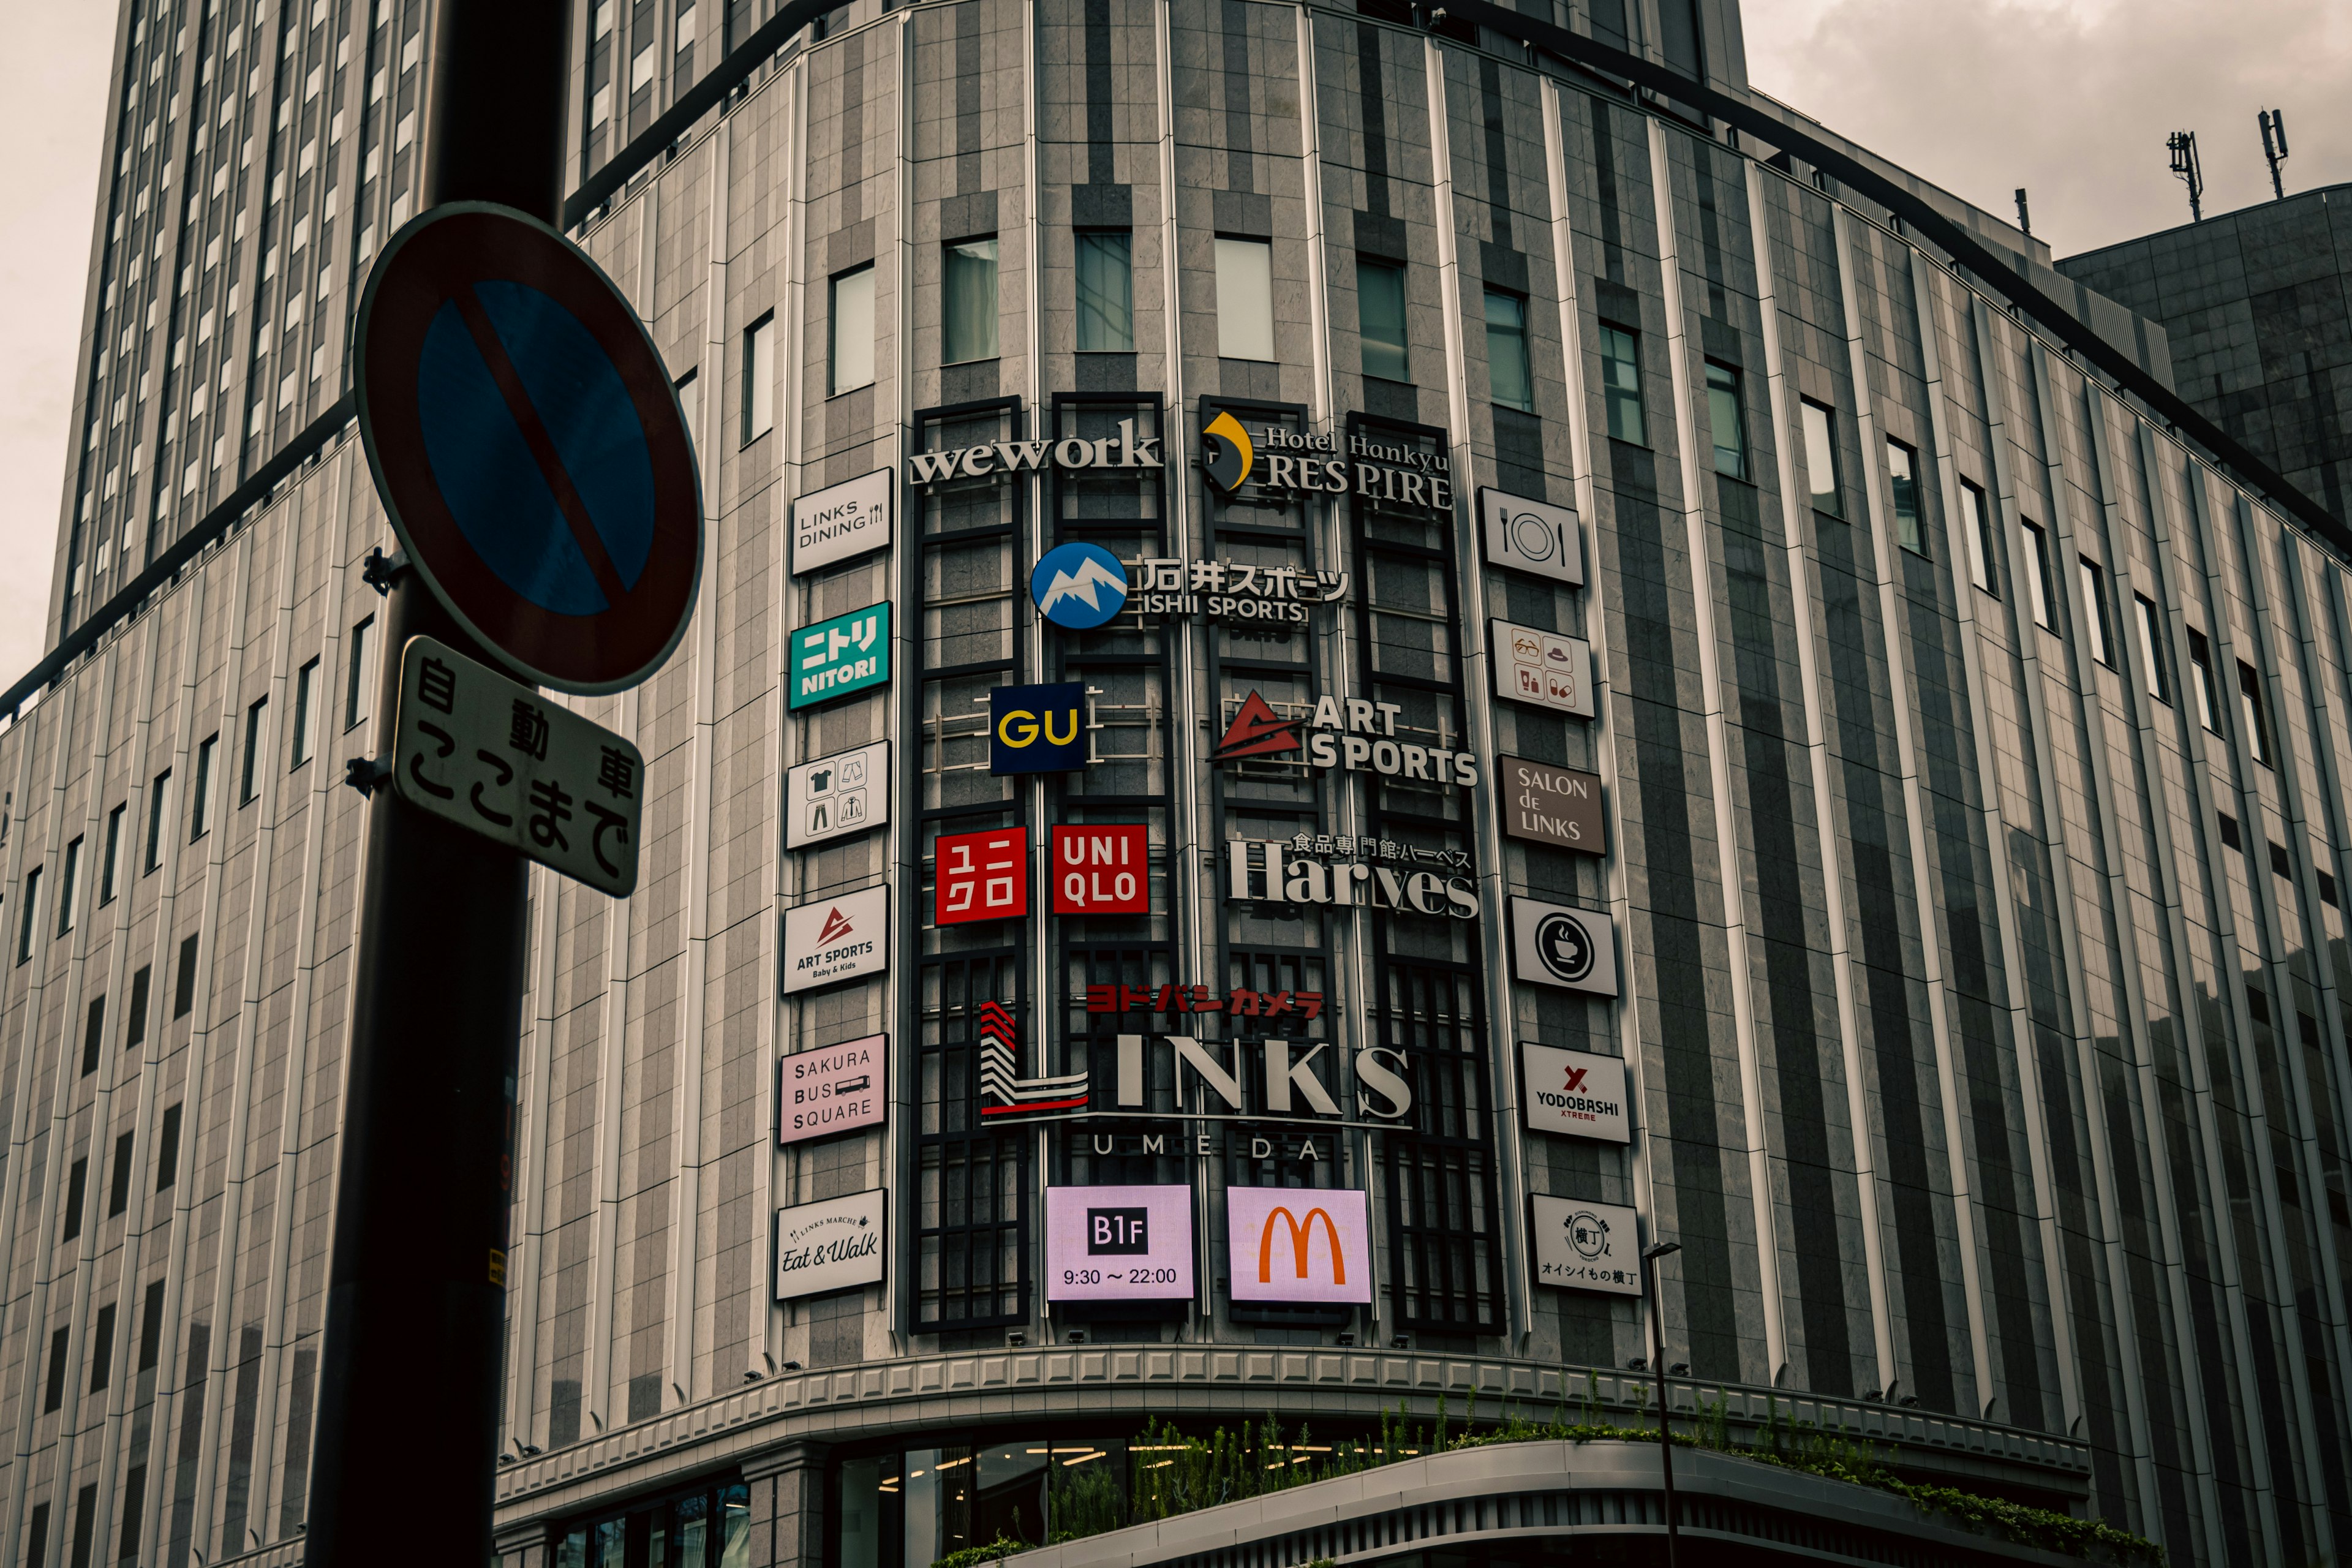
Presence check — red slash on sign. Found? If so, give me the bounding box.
[815,906,856,945]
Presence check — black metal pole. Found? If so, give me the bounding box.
[1645,1243,1681,1568]
[303,4,566,1564]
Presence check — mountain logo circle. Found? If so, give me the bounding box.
[1534,911,1596,986]
[1031,542,1130,630]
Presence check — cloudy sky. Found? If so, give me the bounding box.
[0,0,2346,689]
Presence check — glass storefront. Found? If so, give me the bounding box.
[839,1439,1133,1567]
[552,1478,753,1568]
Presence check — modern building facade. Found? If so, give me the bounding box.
[6,1,2352,1567]
[2059,184,2352,529]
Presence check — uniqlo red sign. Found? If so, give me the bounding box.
[935,827,1028,924]
[1052,824,1150,914]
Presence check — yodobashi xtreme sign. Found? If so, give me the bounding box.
[791,467,891,575]
[1520,1042,1629,1144]
[777,1034,887,1146]
[783,884,889,993]
[907,418,1164,484]
[774,1189,887,1301]
[1226,1187,1373,1304]
[791,603,890,709]
[1046,1184,1195,1303]
[1529,1194,1642,1297]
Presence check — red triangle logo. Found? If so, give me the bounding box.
[1214,692,1302,761]
[816,906,854,944]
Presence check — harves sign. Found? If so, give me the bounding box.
[907,419,1164,483]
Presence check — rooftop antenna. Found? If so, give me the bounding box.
[2260,108,2291,200]
[2167,130,2204,223]
[2014,187,2032,238]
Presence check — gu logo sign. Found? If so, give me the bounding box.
[935,827,1027,925]
[989,682,1088,774]
[1226,1187,1371,1303]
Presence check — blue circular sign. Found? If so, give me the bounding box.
[1030,543,1129,631]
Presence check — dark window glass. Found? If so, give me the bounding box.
[2239,660,2272,765]
[1483,290,1532,412]
[346,615,374,729]
[2187,628,2219,731]
[56,837,81,937]
[81,997,105,1077]
[1960,479,1994,592]
[138,1280,166,1370]
[68,1484,95,1568]
[145,769,170,871]
[43,1329,67,1411]
[88,1306,115,1393]
[127,965,150,1050]
[110,1132,135,1217]
[173,934,199,1018]
[63,1159,88,1242]
[17,865,38,963]
[2079,557,2113,666]
[100,804,124,905]
[943,239,1001,364]
[27,1501,48,1568]
[2135,595,2169,701]
[156,1104,182,1192]
[2022,520,2054,630]
[1705,361,1746,479]
[1599,323,1643,443]
[291,657,318,767]
[1887,439,1923,554]
[1074,233,1134,354]
[1358,260,1409,382]
[239,696,266,803]
[190,734,216,839]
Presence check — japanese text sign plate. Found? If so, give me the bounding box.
[390,635,643,896]
[790,603,891,709]
[355,203,702,694]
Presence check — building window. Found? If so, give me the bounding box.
[1215,237,1273,363]
[190,734,216,839]
[110,1133,135,1218]
[239,697,267,804]
[1960,479,1995,594]
[2239,660,2272,766]
[1358,260,1408,381]
[345,616,374,729]
[62,1158,87,1242]
[1074,232,1134,353]
[127,965,149,1053]
[943,238,1000,364]
[101,805,125,905]
[2021,521,2054,630]
[88,1305,115,1393]
[674,369,699,459]
[144,769,170,871]
[1800,399,1840,516]
[1599,323,1644,444]
[44,1330,68,1412]
[291,657,318,767]
[1479,289,1533,412]
[2187,628,2220,731]
[173,935,199,1019]
[17,866,39,964]
[82,997,104,1076]
[2079,558,2114,667]
[2135,595,2169,703]
[1704,361,1746,480]
[56,837,81,937]
[829,264,876,394]
[1887,438,1923,554]
[155,1102,182,1191]
[740,312,775,443]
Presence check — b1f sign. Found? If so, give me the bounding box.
[935,827,1028,925]
[1052,824,1149,914]
[1046,1184,1195,1303]
[777,1034,888,1146]
[1520,1042,1629,1144]
[783,884,889,994]
[990,682,1087,774]
[1529,1194,1641,1297]
[1226,1186,1371,1304]
[790,603,891,709]
[1480,487,1582,587]
[791,467,892,575]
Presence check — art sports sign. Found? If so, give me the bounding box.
[1212,690,1480,786]
[1226,1187,1371,1304]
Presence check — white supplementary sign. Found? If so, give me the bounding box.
[791,467,893,575]
[1480,486,1582,587]
[777,1034,887,1145]
[1509,896,1619,998]
[785,741,889,850]
[774,1189,887,1300]
[1529,1195,1642,1296]
[1491,619,1595,718]
[389,635,644,897]
[1520,1042,1630,1144]
[783,884,889,994]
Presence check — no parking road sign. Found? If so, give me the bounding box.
[356,203,702,695]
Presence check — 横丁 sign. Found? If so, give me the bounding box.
[1529,1194,1640,1297]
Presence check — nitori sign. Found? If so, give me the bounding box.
[1226,1187,1371,1304]
[791,603,891,709]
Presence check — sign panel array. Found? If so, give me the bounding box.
[1045,1185,1196,1303]
[783,884,889,994]
[791,467,892,575]
[774,1189,888,1301]
[1491,620,1595,718]
[777,1034,888,1147]
[390,636,645,897]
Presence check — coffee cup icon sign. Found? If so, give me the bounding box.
[1534,911,1596,984]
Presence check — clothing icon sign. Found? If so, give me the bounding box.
[355,202,703,694]
[785,741,889,850]
[1031,542,1130,630]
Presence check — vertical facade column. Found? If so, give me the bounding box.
[1645,113,1784,1381]
[1741,163,1894,1391]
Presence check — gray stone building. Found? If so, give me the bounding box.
[6,0,2352,1565]
[2059,185,2352,526]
